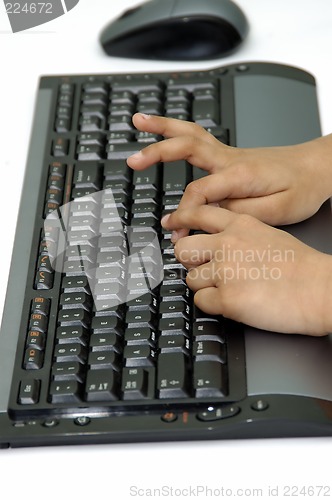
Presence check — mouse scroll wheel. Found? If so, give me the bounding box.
[120,6,140,19]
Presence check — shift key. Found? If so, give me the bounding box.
[157,352,191,398]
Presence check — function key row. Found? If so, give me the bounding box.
[23,297,50,371]
[43,162,67,218]
[35,223,59,290]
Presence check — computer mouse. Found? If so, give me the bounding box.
[99,0,249,61]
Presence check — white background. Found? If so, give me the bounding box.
[1,0,332,498]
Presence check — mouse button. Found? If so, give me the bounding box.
[173,0,249,37]
[129,0,177,21]
[172,0,218,17]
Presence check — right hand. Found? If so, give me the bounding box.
[161,205,332,336]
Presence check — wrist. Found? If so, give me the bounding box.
[319,254,332,334]
[302,134,332,201]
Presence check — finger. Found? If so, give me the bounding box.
[219,191,297,225]
[176,170,251,213]
[162,205,237,234]
[127,135,222,172]
[186,262,217,291]
[174,234,220,267]
[177,163,287,214]
[132,113,216,143]
[194,287,223,316]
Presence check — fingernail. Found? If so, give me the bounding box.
[128,150,143,162]
[138,113,150,120]
[171,230,179,243]
[161,213,171,227]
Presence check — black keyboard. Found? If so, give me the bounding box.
[1,62,326,448]
[10,65,246,415]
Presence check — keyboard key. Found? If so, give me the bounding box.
[108,131,134,143]
[26,331,45,350]
[126,309,157,328]
[52,137,69,157]
[133,165,161,189]
[104,160,132,180]
[159,317,190,335]
[125,327,157,346]
[83,82,109,94]
[157,352,191,398]
[77,144,104,161]
[162,268,186,284]
[54,343,88,363]
[160,284,190,301]
[35,270,54,290]
[18,380,40,405]
[193,361,228,397]
[112,78,163,92]
[124,345,156,367]
[159,300,190,318]
[163,160,190,193]
[159,334,190,354]
[106,142,143,159]
[29,313,48,333]
[52,362,85,382]
[23,348,44,370]
[60,292,92,310]
[80,116,104,132]
[88,350,120,370]
[83,93,108,106]
[91,315,124,334]
[31,297,50,316]
[56,325,89,345]
[193,340,226,363]
[58,308,91,328]
[192,321,225,343]
[167,78,216,92]
[78,132,106,146]
[49,380,83,403]
[122,367,152,399]
[85,370,119,401]
[108,116,135,133]
[73,163,103,190]
[62,275,91,294]
[55,117,71,133]
[89,332,121,352]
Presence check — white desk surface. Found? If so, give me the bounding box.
[1,0,332,497]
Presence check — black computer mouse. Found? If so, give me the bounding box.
[100,0,249,61]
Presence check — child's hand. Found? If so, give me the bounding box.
[162,206,332,336]
[127,114,332,234]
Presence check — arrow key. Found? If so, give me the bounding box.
[194,361,228,398]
